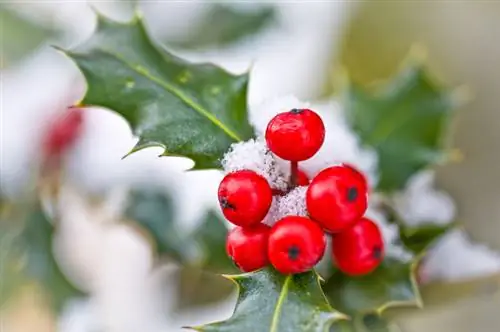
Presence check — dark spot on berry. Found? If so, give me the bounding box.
[372,246,382,260]
[347,187,358,202]
[287,245,300,261]
[290,108,303,114]
[219,197,236,210]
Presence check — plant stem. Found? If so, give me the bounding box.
[290,161,298,189]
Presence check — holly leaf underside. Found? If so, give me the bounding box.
[323,258,421,318]
[170,4,275,49]
[65,14,254,169]
[345,65,455,191]
[0,203,83,312]
[193,268,345,332]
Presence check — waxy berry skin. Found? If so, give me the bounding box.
[306,164,368,233]
[226,224,271,272]
[218,170,273,227]
[297,169,310,186]
[43,107,84,157]
[332,218,384,276]
[268,216,326,274]
[265,108,325,161]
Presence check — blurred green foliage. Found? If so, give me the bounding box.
[0,201,83,312]
[168,4,276,49]
[0,6,56,67]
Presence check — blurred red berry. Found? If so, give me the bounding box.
[265,108,325,161]
[226,224,271,272]
[306,164,368,233]
[43,107,84,157]
[218,170,273,227]
[332,218,384,276]
[268,216,326,274]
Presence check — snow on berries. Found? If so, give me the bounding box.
[276,186,308,220]
[221,138,290,192]
[218,107,386,276]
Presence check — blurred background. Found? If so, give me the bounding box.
[1,1,500,331]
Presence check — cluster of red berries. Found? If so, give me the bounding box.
[218,108,384,276]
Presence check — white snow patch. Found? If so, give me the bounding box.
[422,229,500,282]
[276,186,308,221]
[393,170,456,227]
[221,138,289,191]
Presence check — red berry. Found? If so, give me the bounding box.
[265,108,325,161]
[226,224,270,272]
[218,170,273,227]
[268,216,326,274]
[332,218,384,276]
[43,107,84,157]
[306,164,368,233]
[297,169,309,186]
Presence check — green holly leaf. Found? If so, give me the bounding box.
[169,4,275,49]
[64,13,254,169]
[399,223,453,254]
[190,268,347,332]
[344,63,457,191]
[322,258,422,318]
[0,202,83,312]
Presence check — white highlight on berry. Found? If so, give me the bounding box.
[221,138,289,191]
[393,170,456,226]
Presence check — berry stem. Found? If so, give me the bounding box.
[290,161,298,189]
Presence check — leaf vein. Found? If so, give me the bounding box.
[93,48,242,142]
[270,275,291,332]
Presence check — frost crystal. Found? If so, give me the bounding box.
[262,197,280,227]
[276,186,308,221]
[221,138,289,191]
[393,171,456,226]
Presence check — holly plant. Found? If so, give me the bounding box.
[2,10,460,331]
